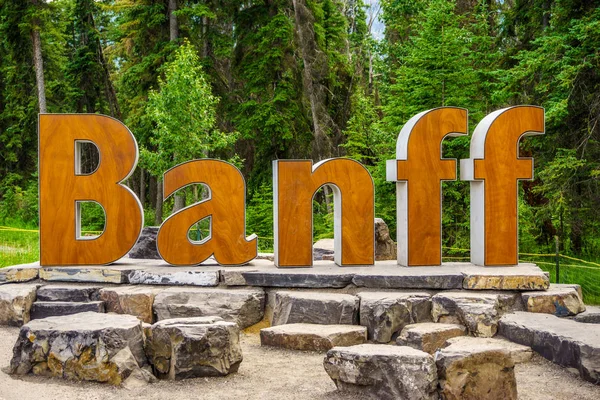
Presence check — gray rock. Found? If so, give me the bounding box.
[260,324,367,351]
[0,283,39,326]
[396,322,466,354]
[375,218,396,261]
[444,336,533,364]
[313,239,335,260]
[271,291,359,326]
[145,316,242,379]
[353,266,464,289]
[0,262,39,284]
[128,226,161,259]
[127,267,219,286]
[99,286,163,324]
[9,312,150,385]
[40,266,131,284]
[239,268,354,288]
[323,344,438,400]
[574,305,600,324]
[522,283,586,316]
[461,263,549,291]
[153,287,264,329]
[36,284,101,302]
[358,291,432,343]
[499,311,600,384]
[30,301,105,320]
[436,338,517,400]
[431,291,523,337]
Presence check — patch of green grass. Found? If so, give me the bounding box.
[0,228,39,267]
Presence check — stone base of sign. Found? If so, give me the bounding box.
[260,323,367,351]
[0,262,39,284]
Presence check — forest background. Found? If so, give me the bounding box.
[1,0,599,294]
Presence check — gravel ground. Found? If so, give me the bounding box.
[0,325,599,400]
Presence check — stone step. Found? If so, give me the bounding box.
[0,283,39,326]
[437,336,518,400]
[522,283,586,316]
[36,284,101,302]
[260,324,367,351]
[323,344,438,399]
[396,322,467,354]
[431,291,523,337]
[152,287,265,329]
[30,301,105,320]
[444,336,533,364]
[499,311,600,384]
[99,286,163,324]
[271,290,359,326]
[574,305,600,324]
[358,291,432,343]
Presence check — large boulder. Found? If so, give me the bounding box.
[100,286,163,324]
[499,311,600,384]
[128,226,160,259]
[375,218,396,261]
[396,323,466,354]
[145,316,242,380]
[0,283,39,326]
[574,305,600,324]
[436,338,518,400]
[36,284,101,302]
[271,290,359,326]
[153,287,264,329]
[323,344,438,400]
[444,336,533,364]
[260,324,367,351]
[521,284,585,316]
[9,312,153,386]
[30,301,105,320]
[431,291,522,337]
[358,291,432,343]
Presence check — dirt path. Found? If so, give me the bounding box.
[0,326,598,400]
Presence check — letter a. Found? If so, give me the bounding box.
[39,114,143,265]
[157,160,257,266]
[273,159,374,267]
[386,107,468,266]
[461,106,544,265]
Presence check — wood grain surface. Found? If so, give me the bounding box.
[157,159,257,266]
[39,114,143,265]
[274,159,374,267]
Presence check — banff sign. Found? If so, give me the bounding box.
[38,106,544,268]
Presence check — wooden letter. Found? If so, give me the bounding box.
[386,107,468,266]
[39,114,143,265]
[273,159,374,267]
[461,106,545,265]
[157,160,257,266]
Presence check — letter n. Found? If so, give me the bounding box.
[461,106,544,265]
[386,107,468,266]
[273,159,374,267]
[39,114,143,265]
[156,160,257,266]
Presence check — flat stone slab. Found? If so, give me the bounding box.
[30,300,105,320]
[271,291,359,326]
[100,286,163,323]
[145,316,242,379]
[127,267,220,286]
[36,284,101,302]
[153,287,265,329]
[397,323,467,354]
[444,336,533,364]
[574,305,600,324]
[9,312,153,386]
[522,283,585,316]
[0,262,39,284]
[40,265,133,284]
[499,311,600,384]
[437,337,517,400]
[0,283,39,326]
[260,323,367,351]
[462,263,549,290]
[324,344,438,399]
[432,291,523,337]
[358,291,432,343]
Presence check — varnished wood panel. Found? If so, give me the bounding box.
[156,160,257,266]
[39,114,143,266]
[461,106,544,266]
[273,159,374,267]
[386,107,468,266]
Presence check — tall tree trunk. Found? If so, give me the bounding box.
[155,179,163,225]
[139,167,146,208]
[31,0,47,114]
[169,0,179,41]
[97,32,121,119]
